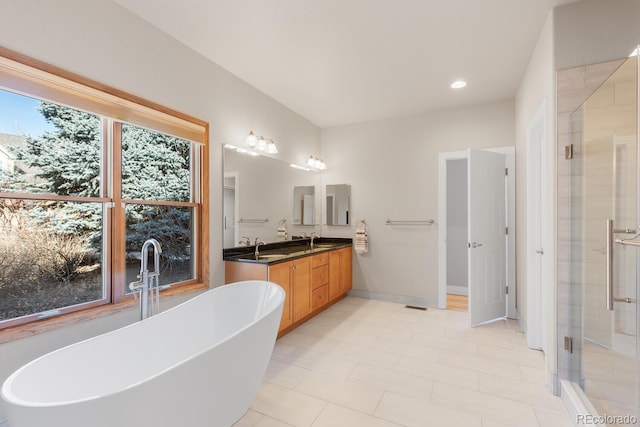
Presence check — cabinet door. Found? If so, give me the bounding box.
[329,250,341,301]
[269,261,292,330]
[339,248,352,294]
[292,257,312,322]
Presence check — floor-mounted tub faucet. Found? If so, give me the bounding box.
[129,238,162,320]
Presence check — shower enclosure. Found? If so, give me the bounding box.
[557,53,639,419]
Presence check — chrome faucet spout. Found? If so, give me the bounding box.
[141,238,162,276]
[130,238,163,320]
[255,241,266,258]
[309,232,319,250]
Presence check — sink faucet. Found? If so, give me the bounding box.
[309,232,319,250]
[255,241,266,258]
[239,236,251,246]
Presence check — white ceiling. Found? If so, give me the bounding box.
[114,0,575,128]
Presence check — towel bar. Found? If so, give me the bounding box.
[238,218,269,223]
[385,219,434,225]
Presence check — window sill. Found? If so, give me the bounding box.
[0,282,209,345]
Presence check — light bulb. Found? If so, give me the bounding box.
[256,136,267,151]
[246,130,257,148]
[266,139,278,154]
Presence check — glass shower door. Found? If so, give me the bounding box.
[574,55,638,419]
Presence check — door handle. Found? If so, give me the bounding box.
[468,242,483,248]
[535,248,544,255]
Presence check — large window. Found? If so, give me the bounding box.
[0,50,208,329]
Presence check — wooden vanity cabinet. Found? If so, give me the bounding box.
[329,247,352,301]
[311,253,329,311]
[224,245,352,336]
[264,256,311,328]
[290,257,312,323]
[267,261,293,329]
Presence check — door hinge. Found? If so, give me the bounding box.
[505,227,509,235]
[505,286,509,294]
[564,336,573,353]
[505,168,509,176]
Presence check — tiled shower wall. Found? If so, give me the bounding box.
[556,59,624,391]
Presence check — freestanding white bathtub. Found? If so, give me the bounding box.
[1,280,284,427]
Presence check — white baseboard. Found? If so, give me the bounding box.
[446,285,468,296]
[348,289,436,308]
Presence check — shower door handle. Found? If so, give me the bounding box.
[606,219,614,311]
[608,220,640,311]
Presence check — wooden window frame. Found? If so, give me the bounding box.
[0,46,210,338]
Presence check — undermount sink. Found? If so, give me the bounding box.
[256,254,286,260]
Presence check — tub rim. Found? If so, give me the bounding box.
[1,280,284,408]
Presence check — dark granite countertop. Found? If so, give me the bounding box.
[223,237,352,265]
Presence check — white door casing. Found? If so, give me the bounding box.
[526,102,545,350]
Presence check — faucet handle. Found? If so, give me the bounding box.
[129,280,144,291]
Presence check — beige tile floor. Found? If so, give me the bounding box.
[234,296,574,427]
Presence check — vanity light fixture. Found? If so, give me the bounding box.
[246,130,257,148]
[450,80,467,89]
[256,136,267,151]
[306,155,327,170]
[245,130,279,154]
[265,139,278,154]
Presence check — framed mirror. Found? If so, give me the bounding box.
[326,184,350,225]
[293,185,315,225]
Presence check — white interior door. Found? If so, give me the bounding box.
[468,148,507,326]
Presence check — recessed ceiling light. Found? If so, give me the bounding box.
[450,80,467,89]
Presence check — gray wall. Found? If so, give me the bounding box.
[320,100,515,305]
[554,0,640,70]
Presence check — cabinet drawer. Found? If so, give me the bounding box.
[311,252,329,268]
[312,265,329,289]
[312,284,329,311]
